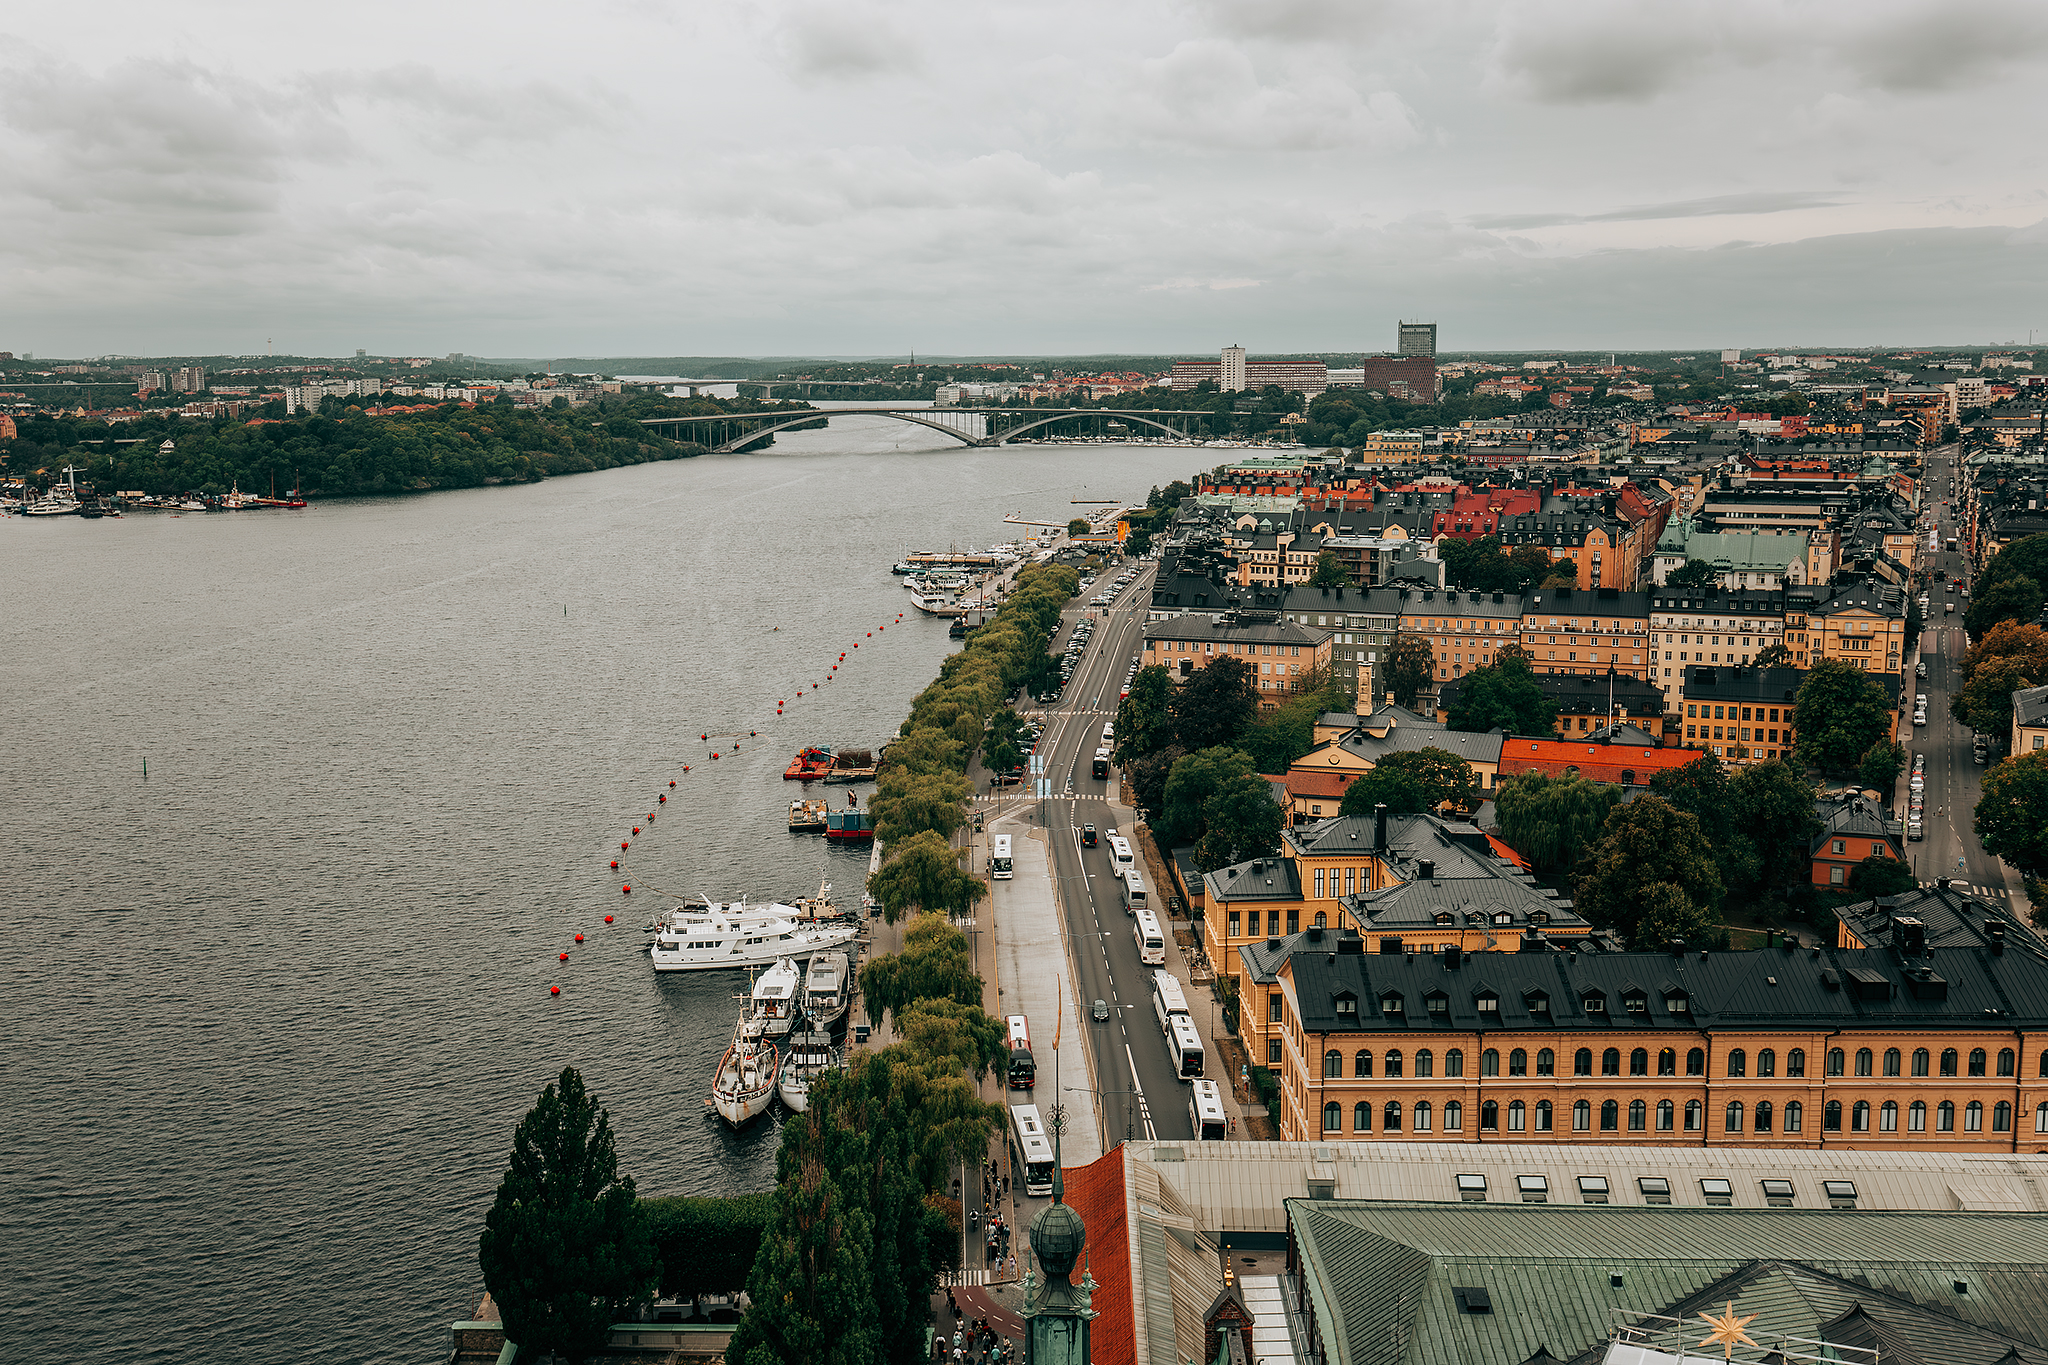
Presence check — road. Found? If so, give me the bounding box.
[1910,445,2021,902]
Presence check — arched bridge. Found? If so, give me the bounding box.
[638,407,1219,454]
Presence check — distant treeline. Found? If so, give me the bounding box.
[2,394,814,499]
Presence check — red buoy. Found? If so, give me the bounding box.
[550,985,560,996]
[669,780,676,788]
[576,932,585,941]
[610,859,619,869]
[621,885,630,894]
[658,794,666,803]
[712,752,720,759]
[605,914,614,924]
[684,765,690,772]
[750,730,757,737]
[632,826,640,835]
[621,840,629,850]
[559,951,569,961]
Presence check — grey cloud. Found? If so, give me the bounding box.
[1176,0,1402,42]
[1472,191,1848,230]
[1093,40,1420,153]
[304,67,611,144]
[779,3,923,79]
[1840,4,2048,92]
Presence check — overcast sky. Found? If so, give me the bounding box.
[8,0,2048,359]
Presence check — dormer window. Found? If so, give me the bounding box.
[1425,992,1449,1019]
[1525,991,1550,1019]
[1380,992,1405,1017]
[1334,992,1358,1019]
[1433,912,1454,927]
[1491,911,1513,927]
[1664,993,1690,1016]
[1530,910,1549,926]
[1581,993,1608,1016]
[1476,994,1500,1017]
[1623,992,1648,1015]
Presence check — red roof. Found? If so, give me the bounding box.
[1063,1144,1131,1365]
[1496,736,1692,786]
[1279,770,1355,800]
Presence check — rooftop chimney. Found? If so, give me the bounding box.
[1417,859,1436,880]
[1375,803,1389,853]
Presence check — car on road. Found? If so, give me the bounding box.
[1082,823,1097,847]
[1916,661,1928,678]
[1909,820,1924,841]
[1910,775,1925,791]
[1092,999,1110,1021]
[1946,601,1955,614]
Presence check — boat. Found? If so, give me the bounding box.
[748,958,804,1038]
[788,879,852,923]
[218,481,255,510]
[777,1029,838,1114]
[784,746,835,781]
[824,749,876,784]
[648,907,859,972]
[789,798,829,833]
[909,593,968,618]
[801,951,851,1032]
[21,496,81,516]
[891,561,914,575]
[710,1014,779,1127]
[825,804,875,841]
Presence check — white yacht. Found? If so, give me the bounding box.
[710,1014,779,1127]
[648,909,857,972]
[777,1030,838,1114]
[801,951,851,1033]
[748,958,803,1038]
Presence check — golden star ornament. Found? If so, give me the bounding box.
[1695,1301,1759,1359]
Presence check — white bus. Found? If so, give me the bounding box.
[1189,1079,1228,1140]
[1167,1014,1205,1079]
[1009,1104,1056,1197]
[1133,904,1165,966]
[1107,834,1134,872]
[1151,969,1189,1035]
[1120,867,1150,918]
[1005,1013,1035,1089]
[990,834,1013,881]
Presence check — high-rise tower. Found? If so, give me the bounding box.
[1397,322,1436,357]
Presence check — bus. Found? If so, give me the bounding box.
[1133,904,1165,966]
[990,834,1013,881]
[1151,968,1189,1035]
[1009,1104,1056,1196]
[1167,1014,1205,1079]
[1107,834,1134,872]
[1092,748,1110,780]
[1189,1079,1228,1139]
[1006,1014,1035,1090]
[1121,867,1150,918]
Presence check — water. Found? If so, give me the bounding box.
[0,409,1208,1364]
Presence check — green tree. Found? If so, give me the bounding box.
[888,997,1010,1082]
[642,1194,774,1301]
[1666,558,1719,590]
[1508,543,1557,589]
[1727,761,1821,891]
[1382,633,1436,710]
[1492,771,1620,874]
[1631,881,1722,952]
[1752,642,1794,668]
[866,830,987,924]
[1962,621,2048,684]
[1574,796,1724,945]
[1309,550,1347,588]
[1858,739,1907,791]
[1850,854,1918,897]
[1159,745,1258,847]
[1124,743,1185,823]
[1113,664,1174,763]
[1967,574,2044,638]
[1445,651,1557,735]
[1976,532,2048,600]
[1976,750,2048,876]
[1170,655,1260,750]
[1792,660,1893,775]
[1194,772,1286,871]
[858,913,983,1027]
[1650,753,1733,846]
[1337,746,1479,816]
[479,1067,657,1362]
[1238,667,1350,772]
[868,771,973,845]
[1951,654,2036,736]
[1066,518,1090,537]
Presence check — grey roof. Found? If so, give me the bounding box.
[1395,586,1527,620]
[2015,683,2048,729]
[1520,586,1652,620]
[1833,882,2042,960]
[1143,612,1328,648]
[1648,584,1788,617]
[1203,855,1303,905]
[1813,792,1904,852]
[1315,716,1507,768]
[1439,668,1662,717]
[1682,664,1806,704]
[1802,580,1907,618]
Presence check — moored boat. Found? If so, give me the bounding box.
[777,1029,838,1114]
[711,1015,779,1127]
[749,958,804,1038]
[783,746,835,781]
[648,907,859,971]
[825,798,874,842]
[788,798,829,832]
[801,951,851,1032]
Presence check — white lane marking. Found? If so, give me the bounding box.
[1125,1043,1157,1139]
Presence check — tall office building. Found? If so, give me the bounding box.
[171,366,207,392]
[1220,344,1247,392]
[1397,322,1436,357]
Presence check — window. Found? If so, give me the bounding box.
[1785,1101,1803,1133]
[1416,1049,1433,1077]
[1656,1099,1674,1132]
[1757,1049,1776,1077]
[1823,1180,1858,1209]
[1787,1048,1805,1077]
[1578,1175,1610,1204]
[1480,1100,1498,1131]
[1755,1100,1773,1132]
[1376,992,1398,1017]
[1574,1048,1593,1076]
[1941,1048,1958,1077]
[1324,1050,1343,1078]
[1507,1099,1525,1131]
[1536,1047,1555,1076]
[1965,1101,1983,1132]
[1687,1048,1706,1077]
[1855,1048,1873,1077]
[1909,1100,1927,1132]
[1323,1101,1342,1132]
[1638,1176,1672,1205]
[1701,1178,1734,1206]
[1269,994,1283,1024]
[1728,1049,1747,1078]
[1938,1101,1955,1132]
[1455,1173,1486,1201]
[1517,1175,1548,1203]
[1445,1100,1463,1130]
[1602,1047,1621,1077]
[1509,1048,1528,1077]
[1630,1048,1649,1077]
[1481,1049,1499,1077]
[1627,1099,1646,1131]
[1582,992,1607,1017]
[1268,1039,1281,1066]
[1657,1048,1675,1076]
[2036,1102,2048,1133]
[1995,1101,2013,1133]
[1912,1048,1929,1077]
[1384,1101,1402,1132]
[1476,993,1499,1018]
[1761,1179,1796,1207]
[1415,1101,1433,1132]
[1385,1050,1404,1078]
[1573,1100,1591,1131]
[1969,1048,1987,1078]
[1600,1099,1619,1131]
[1876,1099,1899,1132]
[1535,1099,1553,1132]
[1852,1100,1870,1132]
[1355,1050,1373,1078]
[1446,1049,1464,1078]
[1999,1048,2016,1078]
[1427,994,1449,1020]
[1823,1100,1842,1132]
[1883,1047,1900,1077]
[1725,1101,1744,1133]
[1353,1102,1371,1133]
[1825,1048,1845,1077]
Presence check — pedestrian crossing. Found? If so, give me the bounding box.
[1920,880,2010,899]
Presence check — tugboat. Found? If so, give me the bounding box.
[783,746,835,781]
[825,792,875,842]
[710,1013,779,1128]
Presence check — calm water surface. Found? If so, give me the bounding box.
[0,412,1208,1364]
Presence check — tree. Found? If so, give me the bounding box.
[1666,558,1719,590]
[1976,750,2048,876]
[480,1068,657,1362]
[1858,739,1906,792]
[1382,633,1435,710]
[1951,654,2035,736]
[1963,621,2048,683]
[868,770,973,845]
[1632,881,1722,953]
[1446,651,1557,735]
[1727,761,1820,892]
[1968,574,2045,638]
[1170,655,1260,750]
[643,1194,774,1302]
[1650,753,1733,846]
[1066,518,1089,537]
[1752,642,1794,668]
[1492,772,1620,874]
[1508,543,1558,589]
[866,830,987,924]
[1159,745,1258,847]
[1124,743,1185,823]
[858,913,982,1026]
[1309,550,1347,588]
[1976,532,2048,600]
[1574,796,1724,946]
[1337,746,1479,817]
[1850,854,1918,897]
[1113,664,1174,763]
[1239,667,1350,772]
[1195,772,1286,871]
[1792,660,1893,774]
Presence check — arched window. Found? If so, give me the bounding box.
[1909,1100,1927,1132]
[1628,1098,1646,1131]
[1602,1047,1621,1076]
[1323,1101,1342,1132]
[1879,1100,1897,1132]
[1573,1100,1592,1131]
[1852,1100,1869,1132]
[1787,1048,1805,1077]
[1414,1101,1433,1132]
[1883,1048,1900,1077]
[1965,1101,1983,1132]
[2035,1102,2048,1133]
[1509,1048,1528,1077]
[1480,1049,1499,1077]
[1937,1100,1955,1132]
[1686,1048,1706,1076]
[1994,1101,2013,1133]
[1444,1100,1463,1131]
[1912,1048,1929,1077]
[1630,1048,1649,1077]
[1353,1102,1371,1133]
[1725,1101,1744,1133]
[1755,1100,1773,1133]
[1384,1101,1403,1132]
[1784,1101,1803,1133]
[1999,1048,2016,1078]
[1826,1048,1845,1077]
[1726,1048,1746,1078]
[1536,1048,1555,1076]
[1507,1099,1526,1132]
[1416,1049,1434,1078]
[1684,1099,1702,1132]
[1575,1048,1594,1076]
[1445,1049,1464,1078]
[1854,1048,1872,1077]
[1480,1100,1498,1131]
[1940,1048,1958,1077]
[1757,1048,1776,1078]
[1354,1050,1373,1077]
[1824,1100,1842,1131]
[1385,1049,1404,1078]
[1535,1099,1553,1132]
[1313,911,1327,928]
[1968,1048,1987,1078]
[1656,1099,1674,1132]
[1600,1099,1619,1131]
[1324,1049,1343,1078]
[1658,1048,1676,1076]
[2040,1050,2048,1078]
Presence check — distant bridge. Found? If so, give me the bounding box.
[638,407,1220,454]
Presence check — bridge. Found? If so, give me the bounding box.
[638,407,1221,454]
